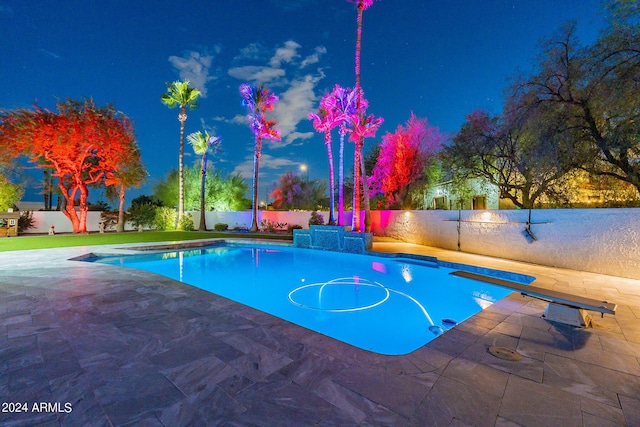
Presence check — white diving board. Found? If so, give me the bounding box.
[450,270,617,327]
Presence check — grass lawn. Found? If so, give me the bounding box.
[0,231,292,252]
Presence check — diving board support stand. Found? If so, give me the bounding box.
[450,270,617,328]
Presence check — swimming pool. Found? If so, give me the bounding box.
[88,243,531,355]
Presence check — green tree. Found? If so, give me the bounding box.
[154,165,250,212]
[161,80,201,227]
[0,174,23,211]
[187,130,222,230]
[513,14,640,195]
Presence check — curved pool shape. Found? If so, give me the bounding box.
[88,244,530,355]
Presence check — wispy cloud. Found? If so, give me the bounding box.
[232,153,299,180]
[168,49,219,98]
[269,40,301,68]
[271,73,324,147]
[38,48,62,60]
[301,46,327,68]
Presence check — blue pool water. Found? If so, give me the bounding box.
[89,244,528,355]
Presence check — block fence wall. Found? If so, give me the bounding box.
[24,208,640,279]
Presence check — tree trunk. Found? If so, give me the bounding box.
[178,106,187,228]
[250,136,262,232]
[117,183,125,233]
[352,146,361,231]
[360,145,371,232]
[325,130,336,225]
[338,129,346,226]
[199,154,207,231]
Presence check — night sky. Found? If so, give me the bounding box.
[1,0,607,206]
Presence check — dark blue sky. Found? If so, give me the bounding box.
[1,0,606,206]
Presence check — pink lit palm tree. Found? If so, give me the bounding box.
[348,0,379,232]
[330,85,362,226]
[240,83,281,232]
[349,112,383,231]
[308,93,343,224]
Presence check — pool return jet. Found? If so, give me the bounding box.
[450,270,617,327]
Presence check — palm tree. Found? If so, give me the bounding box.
[160,80,201,227]
[348,0,379,232]
[308,93,342,225]
[239,83,281,232]
[331,85,361,226]
[187,130,222,231]
[349,112,383,231]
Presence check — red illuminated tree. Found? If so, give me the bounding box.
[370,114,444,207]
[0,98,141,233]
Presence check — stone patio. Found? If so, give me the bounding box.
[0,239,638,426]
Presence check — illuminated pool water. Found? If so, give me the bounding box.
[87,244,532,355]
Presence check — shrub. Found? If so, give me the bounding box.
[100,211,119,231]
[214,223,229,231]
[179,213,194,231]
[287,224,303,234]
[128,204,157,230]
[308,211,325,226]
[260,219,287,233]
[153,207,177,231]
[18,211,34,233]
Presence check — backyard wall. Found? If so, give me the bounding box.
[22,209,640,280]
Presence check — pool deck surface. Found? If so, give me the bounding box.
[1,238,639,426]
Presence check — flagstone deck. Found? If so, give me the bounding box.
[0,239,638,426]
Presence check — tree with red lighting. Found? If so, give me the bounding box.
[240,83,281,232]
[0,98,141,233]
[370,114,444,207]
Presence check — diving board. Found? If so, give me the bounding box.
[450,270,617,327]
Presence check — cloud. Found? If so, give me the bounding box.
[301,46,327,68]
[227,66,285,83]
[168,50,217,97]
[38,48,61,60]
[271,72,324,147]
[232,153,299,179]
[269,40,301,68]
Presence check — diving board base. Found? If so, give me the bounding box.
[544,303,592,328]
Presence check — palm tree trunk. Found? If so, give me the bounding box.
[360,147,371,232]
[338,129,346,226]
[178,106,187,228]
[250,136,262,232]
[199,154,207,231]
[325,131,335,225]
[352,146,361,231]
[352,2,364,232]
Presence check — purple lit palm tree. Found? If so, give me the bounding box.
[331,85,363,226]
[349,112,383,231]
[308,93,343,225]
[240,83,281,232]
[348,0,379,232]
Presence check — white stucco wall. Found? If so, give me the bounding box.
[22,208,640,279]
[370,209,640,280]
